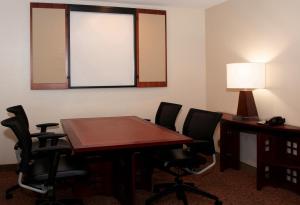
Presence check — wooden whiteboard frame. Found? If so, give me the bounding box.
[68,5,136,88]
[30,3,69,90]
[30,3,168,89]
[136,9,167,87]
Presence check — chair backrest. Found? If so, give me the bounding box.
[1,117,32,173]
[6,105,29,129]
[155,102,182,131]
[182,108,222,155]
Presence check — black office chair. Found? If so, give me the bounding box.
[152,102,182,131]
[1,117,87,205]
[146,108,223,205]
[5,105,68,199]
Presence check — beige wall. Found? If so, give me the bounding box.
[206,0,300,166]
[0,0,206,164]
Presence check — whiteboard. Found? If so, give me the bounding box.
[69,11,135,87]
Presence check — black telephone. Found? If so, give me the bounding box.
[266,116,285,126]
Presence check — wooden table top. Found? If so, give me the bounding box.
[61,116,192,153]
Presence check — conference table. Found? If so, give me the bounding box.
[61,116,192,205]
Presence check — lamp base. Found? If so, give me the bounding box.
[235,90,259,121]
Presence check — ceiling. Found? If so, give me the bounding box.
[89,0,227,8]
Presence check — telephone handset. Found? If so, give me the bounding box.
[266,116,285,126]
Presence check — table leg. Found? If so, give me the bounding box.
[113,152,137,205]
[220,123,240,171]
[256,133,265,190]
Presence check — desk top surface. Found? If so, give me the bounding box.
[222,113,300,133]
[61,116,191,153]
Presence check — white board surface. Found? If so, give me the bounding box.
[70,11,135,87]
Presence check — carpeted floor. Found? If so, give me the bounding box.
[1,163,300,205]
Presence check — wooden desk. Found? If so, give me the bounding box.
[220,113,300,193]
[61,116,191,205]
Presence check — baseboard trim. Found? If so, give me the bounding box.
[0,164,17,172]
[240,162,256,175]
[215,152,256,175]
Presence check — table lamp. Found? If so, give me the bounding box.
[226,63,266,120]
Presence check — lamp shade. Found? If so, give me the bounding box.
[227,63,266,89]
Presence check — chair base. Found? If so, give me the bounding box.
[146,177,222,205]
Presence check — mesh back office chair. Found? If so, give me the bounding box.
[1,117,87,205]
[146,108,223,205]
[154,102,182,131]
[5,105,68,199]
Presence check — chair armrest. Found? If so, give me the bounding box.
[33,133,66,140]
[36,123,59,132]
[31,133,66,147]
[30,132,54,138]
[184,154,216,175]
[34,143,71,155]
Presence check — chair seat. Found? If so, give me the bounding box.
[150,148,207,168]
[29,155,86,182]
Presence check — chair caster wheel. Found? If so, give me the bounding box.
[5,193,13,199]
[215,200,222,205]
